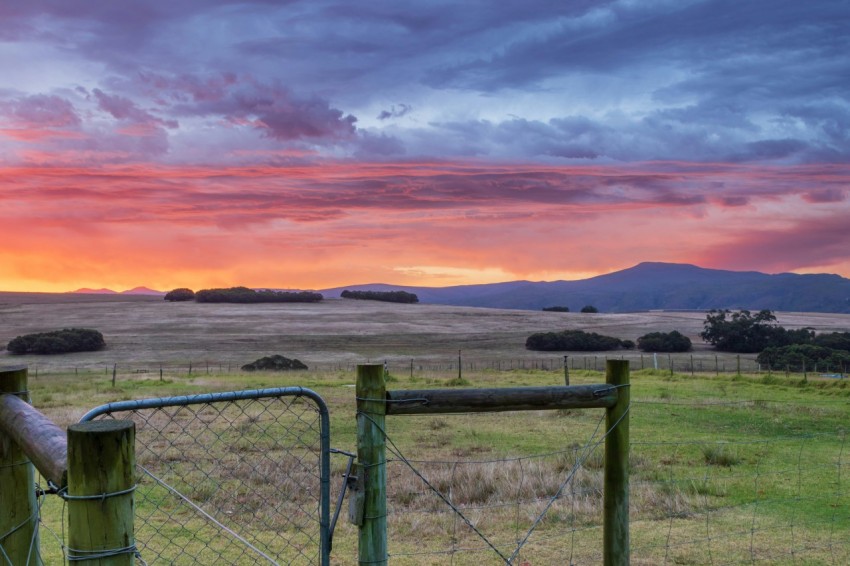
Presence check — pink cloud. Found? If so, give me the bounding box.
[802,188,846,203]
[93,89,178,129]
[0,94,80,128]
[696,214,850,273]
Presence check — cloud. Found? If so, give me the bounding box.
[377,104,412,120]
[697,214,850,274]
[135,73,357,142]
[93,89,177,128]
[0,93,80,128]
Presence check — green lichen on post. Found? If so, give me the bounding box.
[67,420,136,566]
[0,366,41,566]
[603,359,630,566]
[356,364,387,566]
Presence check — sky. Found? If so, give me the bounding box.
[1,0,849,293]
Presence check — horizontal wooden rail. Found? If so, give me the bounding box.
[0,392,68,487]
[385,383,619,415]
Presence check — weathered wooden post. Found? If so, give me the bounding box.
[564,355,570,386]
[66,420,136,565]
[355,364,387,565]
[0,366,41,566]
[603,360,630,566]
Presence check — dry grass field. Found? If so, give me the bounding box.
[3,292,849,372]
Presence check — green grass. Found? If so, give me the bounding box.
[18,366,850,564]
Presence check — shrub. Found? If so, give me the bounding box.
[637,331,692,352]
[525,329,625,351]
[542,306,570,312]
[6,328,105,355]
[340,290,419,304]
[195,287,323,303]
[164,288,195,301]
[241,355,308,371]
[580,305,599,313]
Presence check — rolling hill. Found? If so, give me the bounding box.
[324,262,850,313]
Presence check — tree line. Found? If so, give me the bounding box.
[526,307,850,372]
[341,290,419,304]
[165,287,323,303]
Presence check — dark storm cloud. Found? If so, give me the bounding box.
[3,0,850,164]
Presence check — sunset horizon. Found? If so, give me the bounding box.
[3,2,848,294]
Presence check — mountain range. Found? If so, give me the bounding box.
[70,263,850,313]
[321,262,850,314]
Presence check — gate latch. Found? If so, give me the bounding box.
[347,462,365,526]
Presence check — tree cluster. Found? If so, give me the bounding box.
[6,328,105,355]
[542,306,570,312]
[340,290,419,304]
[757,344,850,373]
[525,329,630,352]
[637,330,692,352]
[164,288,195,301]
[194,287,323,303]
[580,305,599,313]
[699,309,814,353]
[812,332,850,352]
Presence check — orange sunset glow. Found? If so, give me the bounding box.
[2,2,849,293]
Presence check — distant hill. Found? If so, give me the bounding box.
[72,287,118,294]
[72,286,164,296]
[321,263,850,314]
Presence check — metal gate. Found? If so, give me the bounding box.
[81,387,330,565]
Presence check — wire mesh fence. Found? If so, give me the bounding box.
[79,388,330,565]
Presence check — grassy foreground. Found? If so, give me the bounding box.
[22,365,850,564]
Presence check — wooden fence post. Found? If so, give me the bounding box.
[603,360,630,566]
[356,364,387,565]
[66,420,136,566]
[0,366,41,566]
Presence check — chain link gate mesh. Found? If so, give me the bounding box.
[80,387,330,565]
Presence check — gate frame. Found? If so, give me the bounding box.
[80,386,331,566]
[353,360,630,565]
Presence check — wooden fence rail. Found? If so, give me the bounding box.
[352,360,630,565]
[0,366,136,566]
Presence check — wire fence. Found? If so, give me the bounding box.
[24,353,847,381]
[7,365,849,564]
[345,399,849,565]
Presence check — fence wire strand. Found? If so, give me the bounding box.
[352,397,849,565]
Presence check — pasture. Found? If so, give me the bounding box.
[2,293,849,564]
